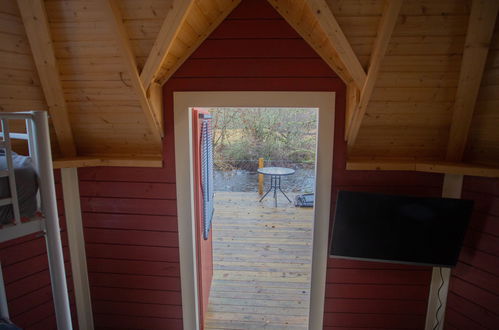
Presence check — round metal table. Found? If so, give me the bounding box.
[257,167,295,207]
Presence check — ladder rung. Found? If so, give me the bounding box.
[0,132,29,140]
[0,197,12,207]
[0,170,8,178]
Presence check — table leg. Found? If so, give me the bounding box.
[276,175,292,203]
[259,180,273,202]
[273,175,278,207]
[279,187,292,203]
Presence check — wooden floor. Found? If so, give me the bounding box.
[205,192,314,330]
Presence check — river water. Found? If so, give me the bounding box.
[214,168,316,193]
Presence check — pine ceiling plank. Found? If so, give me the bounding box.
[347,0,403,148]
[306,0,367,89]
[446,0,499,162]
[102,0,163,141]
[157,0,241,85]
[139,0,193,91]
[16,0,77,157]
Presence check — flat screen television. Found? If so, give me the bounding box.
[330,191,473,267]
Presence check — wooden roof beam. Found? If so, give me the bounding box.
[158,0,241,85]
[307,0,367,89]
[347,159,499,178]
[266,0,351,84]
[446,0,499,162]
[17,0,76,157]
[148,82,164,133]
[345,83,359,141]
[102,0,163,141]
[346,0,402,147]
[53,156,163,169]
[140,0,193,91]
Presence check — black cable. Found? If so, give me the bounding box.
[433,267,444,330]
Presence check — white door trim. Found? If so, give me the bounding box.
[173,91,335,330]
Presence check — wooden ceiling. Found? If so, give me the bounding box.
[1,0,498,176]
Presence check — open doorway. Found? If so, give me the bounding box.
[203,107,318,329]
[174,92,334,330]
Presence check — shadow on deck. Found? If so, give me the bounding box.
[205,192,314,330]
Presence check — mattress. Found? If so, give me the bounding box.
[0,317,22,330]
[0,152,38,225]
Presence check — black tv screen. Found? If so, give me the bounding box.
[330,191,473,267]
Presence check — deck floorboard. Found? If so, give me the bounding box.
[205,192,314,330]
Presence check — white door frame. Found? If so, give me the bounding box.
[173,91,335,330]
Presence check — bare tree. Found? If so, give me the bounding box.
[210,107,317,170]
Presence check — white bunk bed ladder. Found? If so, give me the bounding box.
[0,112,72,330]
[0,119,22,225]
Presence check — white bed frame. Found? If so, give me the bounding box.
[0,111,72,330]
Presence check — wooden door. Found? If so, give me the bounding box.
[192,108,214,329]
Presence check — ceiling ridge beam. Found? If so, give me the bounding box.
[17,0,77,157]
[158,0,242,85]
[445,0,499,162]
[140,0,194,91]
[307,0,367,89]
[346,0,403,148]
[102,0,163,141]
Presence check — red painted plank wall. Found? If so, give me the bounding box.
[164,0,442,329]
[444,177,499,329]
[77,166,182,330]
[0,171,78,329]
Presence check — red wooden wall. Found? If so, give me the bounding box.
[0,171,78,330]
[444,177,499,329]
[77,165,182,329]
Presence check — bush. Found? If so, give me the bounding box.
[210,107,317,170]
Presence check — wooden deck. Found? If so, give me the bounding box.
[205,192,314,330]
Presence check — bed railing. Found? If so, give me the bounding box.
[0,112,41,239]
[0,111,73,330]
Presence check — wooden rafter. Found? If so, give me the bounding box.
[345,83,359,141]
[53,156,162,169]
[148,82,164,133]
[158,0,241,85]
[140,0,193,91]
[17,0,77,157]
[346,159,499,178]
[267,0,351,84]
[346,0,402,147]
[306,0,367,89]
[446,0,499,162]
[102,0,163,141]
